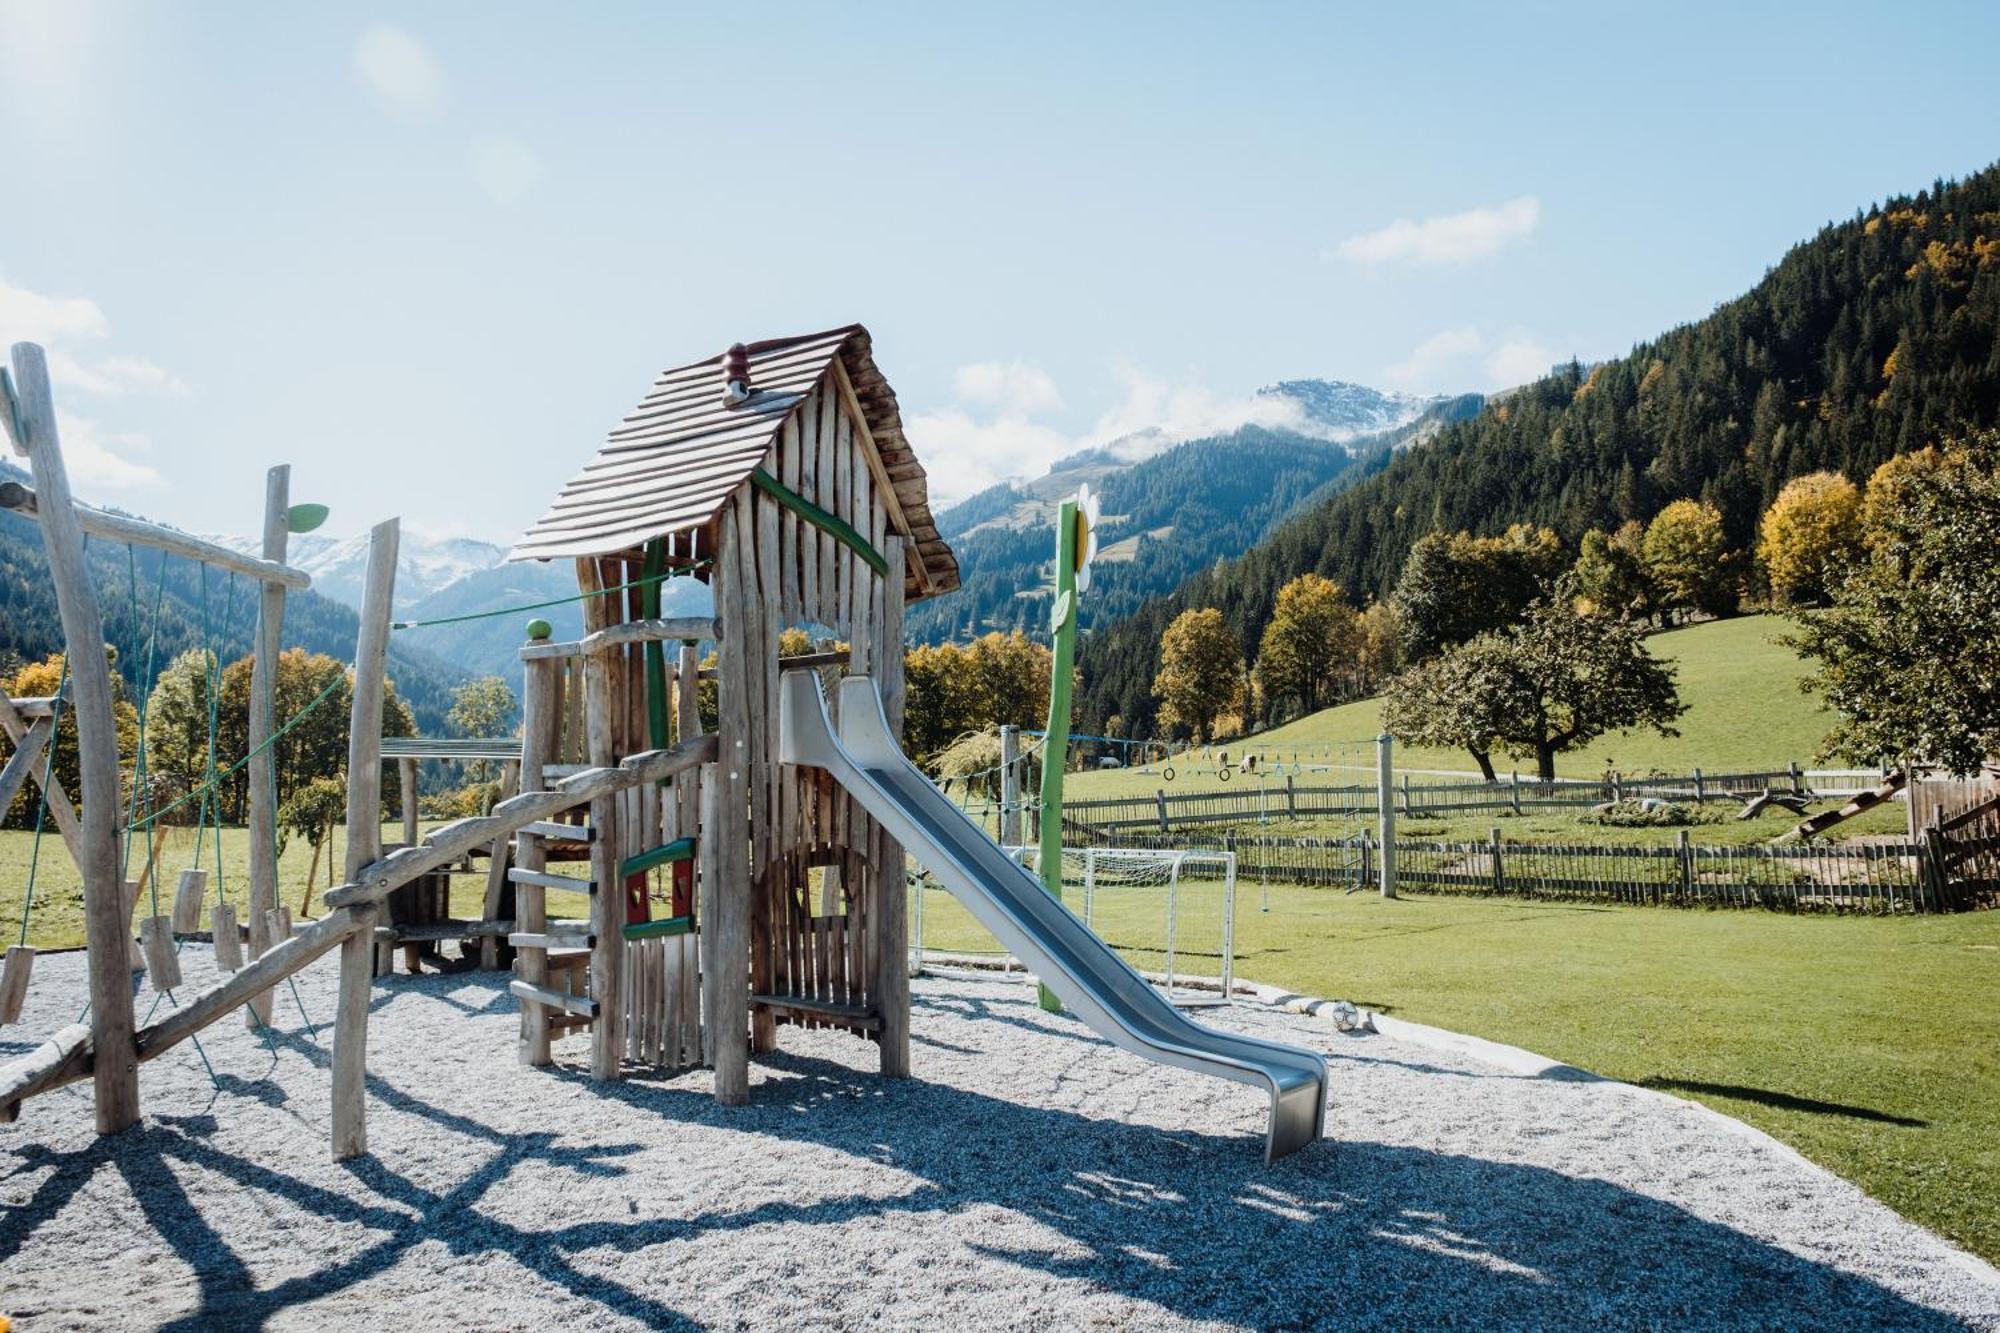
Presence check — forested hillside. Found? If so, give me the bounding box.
[909,396,1481,642]
[1079,163,2000,736]
[0,462,464,733]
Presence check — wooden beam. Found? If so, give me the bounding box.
[0,479,311,588]
[826,356,928,592]
[0,715,53,817]
[874,534,911,1077]
[0,687,84,865]
[10,342,139,1134]
[518,617,720,661]
[330,905,379,1160]
[516,652,559,1066]
[344,519,399,881]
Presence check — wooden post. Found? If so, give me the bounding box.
[1489,828,1504,894]
[245,464,290,1027]
[874,536,910,1076]
[1678,828,1695,900]
[344,519,399,883]
[330,905,378,1159]
[399,758,419,846]
[708,507,752,1106]
[1790,761,1804,797]
[1377,733,1396,899]
[1693,767,1705,805]
[10,343,138,1133]
[585,646,624,1080]
[1510,771,1522,816]
[1285,774,1297,819]
[515,644,558,1065]
[1156,789,1169,834]
[999,724,1021,845]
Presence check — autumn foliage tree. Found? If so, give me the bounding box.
[1392,525,1564,661]
[1571,521,1654,620]
[1758,471,1863,606]
[1641,499,1737,620]
[1152,608,1243,742]
[903,631,1054,762]
[1255,574,1360,720]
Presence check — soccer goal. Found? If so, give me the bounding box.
[908,843,1238,1005]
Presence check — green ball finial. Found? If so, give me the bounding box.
[526,617,553,641]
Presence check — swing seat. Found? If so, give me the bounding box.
[0,945,34,1024]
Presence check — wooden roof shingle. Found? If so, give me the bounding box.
[510,324,959,601]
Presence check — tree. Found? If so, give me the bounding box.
[3,649,139,828]
[448,675,517,783]
[904,632,1054,762]
[218,649,414,816]
[1789,435,2000,772]
[1380,635,1517,780]
[1393,525,1563,661]
[1858,447,1943,555]
[1386,579,1684,780]
[1255,574,1360,718]
[1759,471,1863,606]
[1354,601,1401,693]
[1640,500,1735,620]
[280,775,349,914]
[1572,522,1654,621]
[144,649,224,814]
[1152,609,1243,742]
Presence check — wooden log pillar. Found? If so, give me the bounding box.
[584,644,625,1080]
[344,519,399,882]
[399,759,419,846]
[999,724,1021,846]
[873,536,910,1077]
[245,464,291,1027]
[708,508,752,1106]
[330,904,378,1160]
[8,343,138,1133]
[516,642,561,1063]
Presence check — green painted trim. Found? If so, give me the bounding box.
[1036,496,1080,1014]
[621,914,694,941]
[620,837,695,879]
[749,468,890,578]
[642,538,671,754]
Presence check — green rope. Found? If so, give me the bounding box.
[388,564,712,631]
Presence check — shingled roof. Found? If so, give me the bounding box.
[510,324,959,601]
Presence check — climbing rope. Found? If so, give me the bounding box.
[388,562,715,632]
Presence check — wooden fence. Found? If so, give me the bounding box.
[1058,765,1885,834]
[1062,818,1937,914]
[1926,792,2000,910]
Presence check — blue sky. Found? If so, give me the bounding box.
[4,1,1999,544]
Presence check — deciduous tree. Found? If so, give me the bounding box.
[1641,500,1736,620]
[1152,608,1243,743]
[1393,525,1563,661]
[1759,471,1863,606]
[1255,574,1360,718]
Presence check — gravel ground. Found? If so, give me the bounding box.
[2,947,1996,1331]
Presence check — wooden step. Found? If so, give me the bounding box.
[519,820,593,843]
[509,980,597,1019]
[508,868,595,893]
[750,994,881,1032]
[508,926,596,950]
[543,763,589,780]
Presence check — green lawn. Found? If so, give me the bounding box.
[1068,614,1843,800]
[914,878,2000,1265]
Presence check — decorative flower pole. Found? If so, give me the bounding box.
[1035,483,1098,1012]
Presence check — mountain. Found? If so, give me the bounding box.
[0,461,466,734]
[909,392,1480,644]
[204,528,508,613]
[1076,161,2000,737]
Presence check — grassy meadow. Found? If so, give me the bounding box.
[1067,614,1841,800]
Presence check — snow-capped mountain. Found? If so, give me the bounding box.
[202,529,506,613]
[1254,379,1448,444]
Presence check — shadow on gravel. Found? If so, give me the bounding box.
[1638,1075,1929,1127]
[0,974,1966,1330]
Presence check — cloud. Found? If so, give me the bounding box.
[470,135,543,205]
[952,360,1062,416]
[55,411,162,490]
[1333,196,1540,266]
[0,277,108,344]
[354,24,442,118]
[1382,326,1558,393]
[47,351,191,397]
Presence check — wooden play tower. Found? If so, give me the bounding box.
[505,325,959,1100]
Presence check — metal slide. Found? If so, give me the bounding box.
[780,671,1328,1162]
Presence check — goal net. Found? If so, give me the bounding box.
[908,843,1237,1003]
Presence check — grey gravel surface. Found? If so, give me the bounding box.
[2,947,1996,1331]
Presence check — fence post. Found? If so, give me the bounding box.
[1155,788,1169,834]
[1377,734,1396,899]
[1357,830,1372,894]
[1611,770,1623,803]
[999,724,1021,846]
[1511,772,1522,816]
[1678,828,1694,901]
[1401,771,1413,818]
[1489,827,1504,894]
[1693,768,1705,805]
[1789,761,1803,797]
[1285,774,1297,819]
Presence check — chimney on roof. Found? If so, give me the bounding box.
[721,343,752,406]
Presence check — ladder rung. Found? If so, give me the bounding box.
[508,980,597,1019]
[508,928,596,950]
[508,868,596,893]
[520,820,594,843]
[543,763,589,779]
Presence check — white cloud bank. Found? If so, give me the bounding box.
[1334,196,1541,266]
[906,359,1362,507]
[353,24,442,118]
[0,274,184,490]
[1382,326,1556,394]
